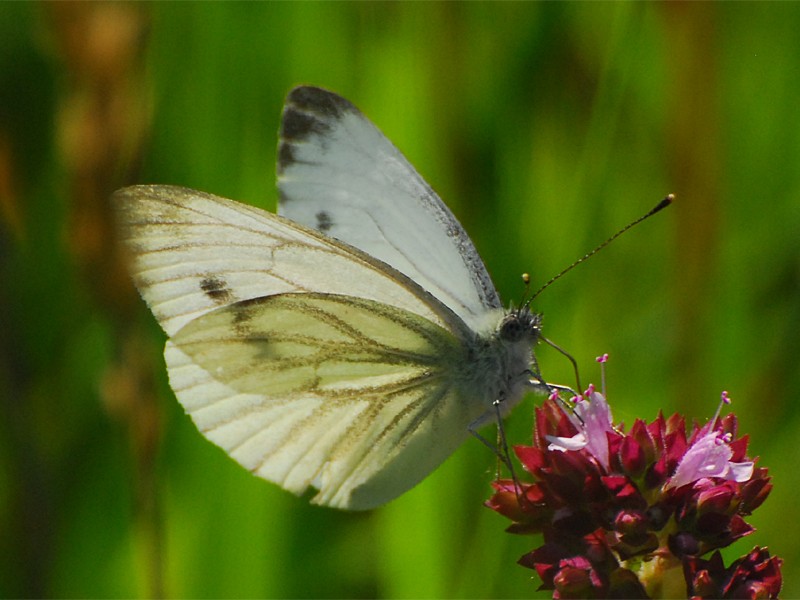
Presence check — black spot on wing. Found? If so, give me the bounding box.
[315,210,333,232]
[200,276,233,304]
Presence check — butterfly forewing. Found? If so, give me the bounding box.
[165,294,482,509]
[114,185,466,337]
[277,86,502,331]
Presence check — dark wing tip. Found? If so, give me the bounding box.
[286,86,358,118]
[278,87,360,175]
[280,86,357,143]
[276,141,295,176]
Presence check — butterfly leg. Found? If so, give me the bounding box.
[541,336,583,392]
[468,398,538,508]
[468,396,521,482]
[526,353,579,398]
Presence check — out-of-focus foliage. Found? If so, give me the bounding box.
[1,3,798,598]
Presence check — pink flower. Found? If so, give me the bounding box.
[665,427,754,491]
[486,384,779,599]
[546,387,615,469]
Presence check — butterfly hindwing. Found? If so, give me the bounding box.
[166,293,484,509]
[170,293,460,398]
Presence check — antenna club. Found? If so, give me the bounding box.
[652,193,674,213]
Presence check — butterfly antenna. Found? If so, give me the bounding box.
[526,194,674,305]
[517,273,532,309]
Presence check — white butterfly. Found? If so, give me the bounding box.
[114,86,548,510]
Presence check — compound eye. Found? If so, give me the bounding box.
[500,315,525,342]
[499,311,541,343]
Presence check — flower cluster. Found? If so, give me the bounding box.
[487,378,781,599]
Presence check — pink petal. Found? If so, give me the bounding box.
[665,430,753,490]
[728,460,755,482]
[575,392,614,468]
[546,433,588,451]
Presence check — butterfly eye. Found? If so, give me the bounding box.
[499,310,541,343]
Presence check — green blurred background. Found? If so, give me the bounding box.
[1,3,798,598]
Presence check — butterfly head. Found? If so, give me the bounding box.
[498,306,542,344]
